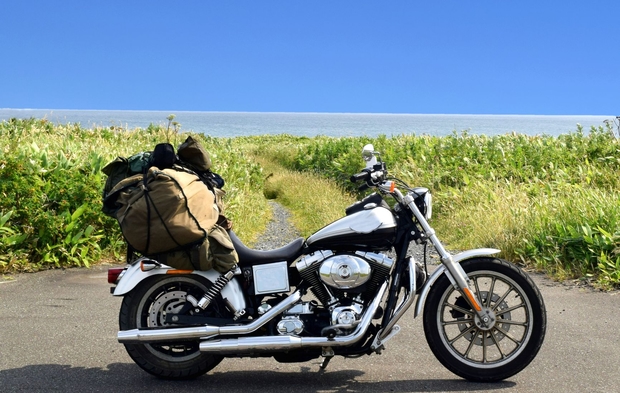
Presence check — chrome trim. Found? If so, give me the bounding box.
[377,257,415,342]
[117,289,303,343]
[319,254,371,289]
[413,248,500,317]
[199,281,389,354]
[296,250,333,274]
[356,251,394,271]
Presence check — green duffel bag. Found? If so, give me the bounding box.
[148,241,209,271]
[207,224,238,272]
[177,135,212,172]
[149,225,238,273]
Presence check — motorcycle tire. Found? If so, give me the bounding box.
[119,275,228,379]
[423,257,546,382]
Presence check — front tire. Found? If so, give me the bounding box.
[423,258,546,382]
[119,275,227,379]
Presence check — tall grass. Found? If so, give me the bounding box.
[269,126,620,288]
[2,118,619,289]
[0,118,269,272]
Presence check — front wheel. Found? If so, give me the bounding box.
[119,275,228,379]
[423,258,546,382]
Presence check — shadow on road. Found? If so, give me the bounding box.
[0,363,516,392]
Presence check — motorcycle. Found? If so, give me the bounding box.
[108,144,546,382]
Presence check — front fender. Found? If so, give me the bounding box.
[112,261,246,312]
[413,248,500,317]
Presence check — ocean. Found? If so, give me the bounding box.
[0,109,614,138]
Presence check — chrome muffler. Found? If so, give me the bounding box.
[199,281,388,354]
[117,290,303,343]
[119,280,389,357]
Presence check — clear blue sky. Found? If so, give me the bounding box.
[1,1,618,115]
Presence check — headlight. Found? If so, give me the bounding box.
[412,188,432,221]
[424,192,432,221]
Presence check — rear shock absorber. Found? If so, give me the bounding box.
[197,267,236,311]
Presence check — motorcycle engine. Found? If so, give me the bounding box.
[265,251,394,337]
[296,250,394,309]
[319,254,371,289]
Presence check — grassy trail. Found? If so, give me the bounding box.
[2,119,620,288]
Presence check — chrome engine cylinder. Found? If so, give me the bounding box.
[296,250,394,306]
[319,254,371,289]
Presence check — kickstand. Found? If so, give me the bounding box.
[319,347,335,371]
[319,356,332,370]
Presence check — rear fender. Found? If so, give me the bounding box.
[111,260,246,312]
[413,248,500,317]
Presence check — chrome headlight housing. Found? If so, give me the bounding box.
[412,187,432,221]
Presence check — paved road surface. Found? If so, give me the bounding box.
[1,265,619,393]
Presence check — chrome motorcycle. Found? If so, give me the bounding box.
[108,144,546,382]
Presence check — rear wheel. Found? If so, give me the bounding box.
[423,258,546,382]
[119,275,228,379]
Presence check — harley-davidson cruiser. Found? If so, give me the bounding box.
[108,144,546,382]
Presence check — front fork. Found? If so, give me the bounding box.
[438,254,488,322]
[403,193,492,328]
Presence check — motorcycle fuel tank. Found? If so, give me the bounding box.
[306,206,397,250]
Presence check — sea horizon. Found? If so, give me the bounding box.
[2,107,613,116]
[1,108,615,138]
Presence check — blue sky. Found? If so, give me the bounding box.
[1,1,618,115]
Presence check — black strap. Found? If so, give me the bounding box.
[142,171,152,254]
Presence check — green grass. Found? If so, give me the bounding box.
[2,118,620,289]
[261,126,620,289]
[0,118,270,271]
[258,156,355,237]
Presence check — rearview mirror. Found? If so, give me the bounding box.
[362,144,375,162]
[362,144,378,168]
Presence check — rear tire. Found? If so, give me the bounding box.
[423,258,546,382]
[119,275,227,379]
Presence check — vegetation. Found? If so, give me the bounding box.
[0,118,269,271]
[1,118,619,289]
[263,127,620,289]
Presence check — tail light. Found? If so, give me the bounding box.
[108,267,125,284]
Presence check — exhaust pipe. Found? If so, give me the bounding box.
[379,258,416,341]
[117,290,303,343]
[199,281,388,354]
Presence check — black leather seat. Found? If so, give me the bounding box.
[228,230,304,266]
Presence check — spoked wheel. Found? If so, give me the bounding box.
[423,258,546,382]
[119,275,229,379]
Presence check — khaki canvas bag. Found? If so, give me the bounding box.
[150,226,238,273]
[113,167,219,255]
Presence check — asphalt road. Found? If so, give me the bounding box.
[1,265,619,393]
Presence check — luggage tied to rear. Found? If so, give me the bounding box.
[101,137,238,272]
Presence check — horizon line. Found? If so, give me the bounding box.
[0,108,614,117]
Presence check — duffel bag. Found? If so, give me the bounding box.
[112,166,219,255]
[147,224,238,273]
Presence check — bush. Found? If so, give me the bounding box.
[259,127,620,288]
[3,118,620,288]
[0,118,269,272]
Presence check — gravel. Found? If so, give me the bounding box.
[252,201,302,250]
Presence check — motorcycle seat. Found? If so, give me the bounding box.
[228,230,305,266]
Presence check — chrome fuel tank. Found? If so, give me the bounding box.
[306,206,397,251]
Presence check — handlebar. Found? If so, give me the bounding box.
[350,170,371,183]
